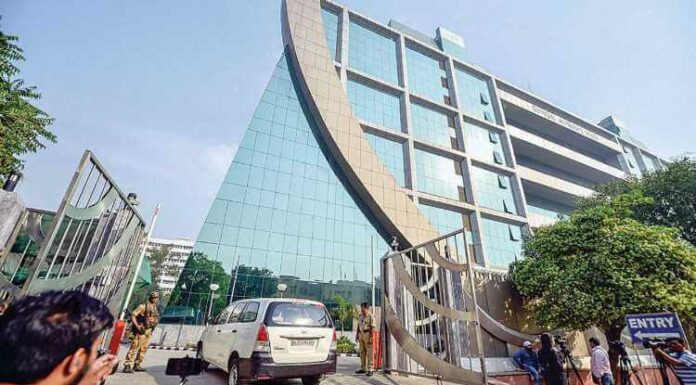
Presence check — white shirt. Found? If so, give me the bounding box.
[591,346,611,378]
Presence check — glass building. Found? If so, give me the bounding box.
[168,0,664,321]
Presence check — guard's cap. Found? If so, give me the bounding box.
[523,341,532,348]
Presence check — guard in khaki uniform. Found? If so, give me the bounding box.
[123,291,160,373]
[355,302,375,376]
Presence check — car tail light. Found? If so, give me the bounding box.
[330,328,337,351]
[254,324,270,352]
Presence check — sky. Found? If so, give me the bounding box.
[2,0,694,240]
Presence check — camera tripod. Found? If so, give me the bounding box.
[558,343,584,385]
[617,352,646,385]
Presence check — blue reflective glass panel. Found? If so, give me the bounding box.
[406,47,449,102]
[347,79,402,131]
[470,166,517,214]
[410,103,455,148]
[348,21,399,85]
[481,218,522,268]
[463,121,507,165]
[365,133,406,187]
[455,68,497,123]
[414,149,465,201]
[321,8,339,61]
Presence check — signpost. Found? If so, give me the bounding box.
[625,312,686,344]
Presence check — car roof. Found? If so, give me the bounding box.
[230,298,325,306]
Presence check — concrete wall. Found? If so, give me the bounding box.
[0,191,25,257]
[150,324,205,348]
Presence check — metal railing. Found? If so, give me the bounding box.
[382,228,487,385]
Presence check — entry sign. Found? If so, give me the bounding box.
[625,312,686,344]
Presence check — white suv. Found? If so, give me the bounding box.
[198,298,337,385]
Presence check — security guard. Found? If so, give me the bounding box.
[355,302,375,376]
[123,291,160,373]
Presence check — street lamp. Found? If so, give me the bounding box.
[277,283,288,298]
[206,283,220,322]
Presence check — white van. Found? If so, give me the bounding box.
[198,298,337,385]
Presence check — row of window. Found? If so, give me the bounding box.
[321,6,497,123]
[215,301,260,325]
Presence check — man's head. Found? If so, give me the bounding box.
[523,341,532,350]
[0,291,114,385]
[148,291,160,305]
[589,337,601,348]
[360,302,369,315]
[666,337,686,353]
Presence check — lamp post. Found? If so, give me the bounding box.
[277,283,288,298]
[206,283,220,323]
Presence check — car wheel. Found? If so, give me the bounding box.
[301,375,323,385]
[228,359,240,385]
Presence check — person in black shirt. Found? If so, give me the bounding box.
[539,333,568,385]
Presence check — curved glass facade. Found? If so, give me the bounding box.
[167,55,386,321]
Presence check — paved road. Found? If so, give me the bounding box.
[106,348,364,385]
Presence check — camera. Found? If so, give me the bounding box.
[643,338,669,350]
[553,334,567,348]
[609,340,628,357]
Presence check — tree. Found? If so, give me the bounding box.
[332,295,358,333]
[148,245,175,285]
[228,265,275,303]
[582,156,696,245]
[0,28,55,183]
[168,252,231,319]
[511,191,696,343]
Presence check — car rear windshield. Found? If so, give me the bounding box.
[264,302,333,328]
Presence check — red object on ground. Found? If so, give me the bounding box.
[372,329,382,369]
[108,319,126,355]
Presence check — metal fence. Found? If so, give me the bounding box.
[382,228,487,385]
[0,151,146,315]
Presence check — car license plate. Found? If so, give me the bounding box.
[291,339,315,347]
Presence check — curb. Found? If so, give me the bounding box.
[148,345,197,352]
[338,353,359,357]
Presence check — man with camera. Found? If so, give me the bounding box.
[0,291,118,385]
[650,337,696,385]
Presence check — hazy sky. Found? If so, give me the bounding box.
[2,0,694,239]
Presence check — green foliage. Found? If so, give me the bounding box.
[332,295,358,332]
[581,156,696,245]
[168,252,231,318]
[512,190,696,340]
[336,335,357,354]
[0,29,55,182]
[229,265,275,302]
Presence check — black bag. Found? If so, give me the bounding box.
[165,356,203,377]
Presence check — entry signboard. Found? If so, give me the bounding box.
[625,312,686,344]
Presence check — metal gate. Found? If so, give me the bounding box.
[0,150,146,315]
[382,228,487,385]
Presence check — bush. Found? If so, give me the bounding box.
[336,336,356,354]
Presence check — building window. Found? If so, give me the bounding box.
[493,150,504,165]
[503,199,514,214]
[509,225,520,241]
[497,175,509,189]
[479,92,490,105]
[443,95,452,106]
[441,77,448,88]
[488,130,499,144]
[483,110,493,122]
